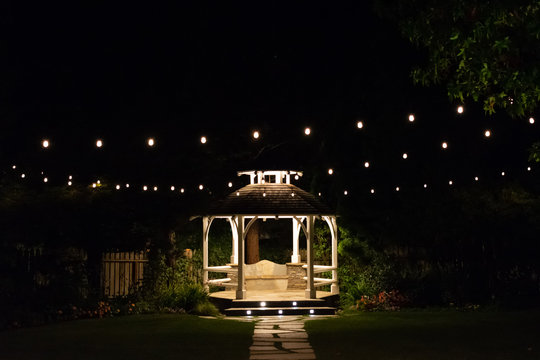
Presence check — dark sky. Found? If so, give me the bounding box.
[1,1,538,198]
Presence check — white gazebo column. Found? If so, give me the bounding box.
[229,217,238,264]
[202,216,210,291]
[236,215,246,299]
[330,216,339,294]
[305,215,316,299]
[291,217,302,263]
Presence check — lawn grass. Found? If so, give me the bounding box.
[305,310,540,360]
[0,314,254,360]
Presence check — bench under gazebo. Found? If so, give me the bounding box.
[200,170,339,309]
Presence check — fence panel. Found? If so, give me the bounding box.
[101,251,147,297]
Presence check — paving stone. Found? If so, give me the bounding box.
[250,354,316,360]
[275,332,308,338]
[254,329,295,334]
[250,346,280,351]
[251,337,308,343]
[281,342,312,349]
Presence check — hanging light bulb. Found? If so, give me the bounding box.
[115,185,121,190]
[364,161,370,168]
[125,184,130,188]
[529,117,535,124]
[170,186,175,191]
[402,153,408,159]
[527,166,531,171]
[474,176,479,181]
[180,188,185,193]
[441,142,448,149]
[484,130,491,138]
[68,181,72,186]
[449,180,453,185]
[408,114,415,122]
[153,186,158,191]
[96,139,103,148]
[199,184,204,190]
[457,105,464,114]
[143,185,148,191]
[395,187,400,192]
[357,121,364,129]
[147,138,155,147]
[200,136,207,144]
[228,182,233,188]
[43,177,48,183]
[370,189,375,194]
[328,168,333,175]
[423,184,427,188]
[304,127,311,135]
[42,139,50,148]
[344,190,348,195]
[252,130,260,139]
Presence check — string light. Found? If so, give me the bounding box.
[344,190,348,195]
[153,186,158,191]
[92,183,97,188]
[180,188,185,193]
[252,131,260,139]
[527,167,531,171]
[529,117,535,124]
[68,175,73,180]
[42,139,50,148]
[441,142,448,149]
[115,185,121,190]
[402,153,408,159]
[457,105,464,114]
[370,189,375,194]
[395,187,400,192]
[263,192,266,197]
[43,177,48,183]
[501,171,505,176]
[294,175,299,180]
[408,114,415,122]
[484,130,491,138]
[68,181,72,186]
[170,186,175,191]
[97,180,101,185]
[475,176,479,181]
[449,180,453,185]
[96,139,103,148]
[21,174,25,179]
[200,136,207,144]
[291,192,295,197]
[318,192,322,196]
[364,161,370,168]
[147,138,155,147]
[126,184,130,188]
[236,191,240,196]
[328,168,333,175]
[423,184,427,188]
[199,184,204,190]
[304,127,311,135]
[12,165,16,169]
[143,185,148,191]
[357,121,364,129]
[228,182,233,188]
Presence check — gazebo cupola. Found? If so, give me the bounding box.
[201,170,338,300]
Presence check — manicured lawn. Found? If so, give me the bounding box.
[306,310,540,360]
[0,314,254,360]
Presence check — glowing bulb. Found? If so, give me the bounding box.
[228,182,233,188]
[96,139,103,148]
[170,186,175,191]
[529,117,535,124]
[252,130,260,139]
[364,161,370,168]
[292,301,297,306]
[43,177,48,183]
[20,173,25,178]
[42,139,50,148]
[501,171,505,176]
[143,186,148,191]
[310,309,315,314]
[328,168,333,175]
[246,310,251,315]
[199,184,204,190]
[304,127,311,135]
[12,165,16,169]
[424,184,427,188]
[68,175,73,180]
[147,138,155,147]
[318,192,322,196]
[442,142,448,149]
[125,184,130,188]
[294,174,299,180]
[475,176,479,181]
[408,114,415,122]
[291,192,295,197]
[344,190,348,195]
[484,130,491,137]
[449,180,453,185]
[260,302,266,307]
[357,121,364,129]
[402,153,408,159]
[278,310,283,315]
[527,167,531,171]
[153,186,158,191]
[457,105,464,114]
[97,180,101,184]
[236,191,240,196]
[92,183,97,188]
[395,187,400,192]
[370,189,375,194]
[115,185,120,190]
[263,192,266,197]
[180,188,185,193]
[68,181,72,186]
[200,136,207,144]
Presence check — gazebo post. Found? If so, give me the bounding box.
[291,217,302,263]
[228,217,238,264]
[202,216,209,291]
[305,215,316,299]
[236,215,246,299]
[330,216,339,294]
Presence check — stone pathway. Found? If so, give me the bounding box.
[249,316,316,360]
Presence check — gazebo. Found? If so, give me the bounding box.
[201,170,338,300]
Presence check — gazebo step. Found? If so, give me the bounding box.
[231,299,325,308]
[224,306,337,316]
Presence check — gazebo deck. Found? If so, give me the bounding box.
[209,289,334,301]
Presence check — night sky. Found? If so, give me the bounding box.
[2,1,539,201]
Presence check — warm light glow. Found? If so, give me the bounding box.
[408,114,415,122]
[529,117,535,124]
[475,176,479,181]
[252,130,260,139]
[147,138,155,147]
[261,179,265,184]
[344,190,348,195]
[291,192,295,197]
[180,188,185,193]
[199,184,204,190]
[328,168,333,175]
[318,192,322,196]
[501,171,505,176]
[292,301,297,306]
[260,302,266,307]
[304,127,311,135]
[42,139,50,148]
[370,189,375,194]
[170,186,175,191]
[143,186,148,191]
[442,142,448,149]
[402,153,408,159]
[457,105,464,114]
[92,183,97,188]
[96,139,103,148]
[294,175,299,180]
[263,192,266,197]
[115,185,120,190]
[424,184,427,188]
[395,187,400,192]
[527,167,531,171]
[68,181,72,186]
[43,177,48,183]
[200,136,207,144]
[228,182,233,187]
[357,121,364,129]
[97,180,101,184]
[12,165,16,169]
[236,191,240,196]
[484,130,491,137]
[153,186,158,191]
[126,184,130,188]
[449,180,453,185]
[278,310,283,315]
[364,161,370,168]
[69,175,73,180]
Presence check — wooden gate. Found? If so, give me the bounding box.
[101,251,147,297]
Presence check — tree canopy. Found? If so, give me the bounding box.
[376,0,540,117]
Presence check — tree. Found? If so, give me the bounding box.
[376,0,540,117]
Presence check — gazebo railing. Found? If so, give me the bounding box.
[205,265,238,288]
[302,264,337,288]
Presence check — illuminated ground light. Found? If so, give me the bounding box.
[530,117,535,124]
[228,182,233,188]
[292,301,297,307]
[199,184,204,190]
[402,153,408,159]
[252,130,260,139]
[260,302,266,307]
[441,142,448,149]
[200,136,207,144]
[328,168,333,175]
[42,139,50,148]
[457,105,464,114]
[395,186,400,192]
[143,185,148,191]
[484,130,491,138]
[170,186,175,191]
[96,139,103,148]
[304,127,311,135]
[246,310,251,315]
[364,161,370,168]
[278,310,283,315]
[147,138,155,147]
[370,189,375,194]
[43,177,48,183]
[309,309,315,314]
[115,185,121,190]
[408,114,415,122]
[357,121,364,129]
[475,176,479,181]
[153,186,158,191]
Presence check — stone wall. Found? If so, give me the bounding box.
[286,263,306,290]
